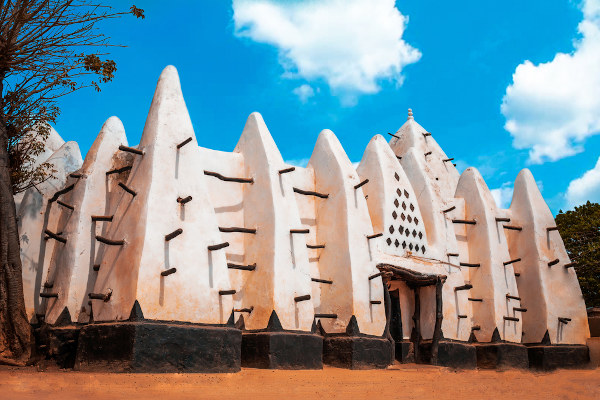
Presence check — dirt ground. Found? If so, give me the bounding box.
[0,363,598,400]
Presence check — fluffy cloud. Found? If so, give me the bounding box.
[501,0,600,164]
[232,0,421,102]
[293,84,315,102]
[565,156,600,207]
[490,182,514,209]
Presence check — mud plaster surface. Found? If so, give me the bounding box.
[0,364,598,400]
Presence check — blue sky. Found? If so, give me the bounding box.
[53,0,600,214]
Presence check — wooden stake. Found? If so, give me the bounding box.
[44,229,66,243]
[278,167,296,174]
[165,229,184,241]
[311,278,333,284]
[91,215,113,222]
[227,263,256,271]
[294,294,311,302]
[106,165,132,176]
[293,187,329,199]
[219,227,257,234]
[119,145,144,156]
[95,235,125,246]
[118,182,137,197]
[204,170,253,184]
[177,137,193,149]
[161,268,177,277]
[177,196,192,204]
[354,179,369,190]
[208,242,229,251]
[367,233,383,240]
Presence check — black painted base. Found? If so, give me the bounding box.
[419,340,477,369]
[527,345,590,370]
[34,324,80,369]
[242,331,323,369]
[75,321,241,373]
[323,335,393,369]
[395,340,414,363]
[475,343,529,369]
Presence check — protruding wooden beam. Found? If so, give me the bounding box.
[370,300,382,304]
[311,278,333,284]
[234,307,254,313]
[548,259,560,267]
[293,187,329,199]
[119,145,144,156]
[547,226,559,232]
[495,217,511,222]
[468,298,482,302]
[503,225,523,231]
[388,132,400,139]
[93,264,100,272]
[227,263,256,271]
[367,233,383,240]
[460,262,480,268]
[290,229,309,234]
[306,244,325,249]
[208,242,229,251]
[514,307,528,312]
[424,151,432,156]
[161,267,177,277]
[278,167,295,175]
[443,206,456,213]
[106,165,132,176]
[88,290,112,302]
[471,325,481,331]
[177,196,192,205]
[564,262,576,269]
[503,258,522,266]
[49,184,75,203]
[443,158,454,162]
[454,284,473,291]
[369,272,384,280]
[118,182,137,197]
[504,316,519,322]
[354,179,369,190]
[44,229,66,243]
[514,272,521,277]
[452,219,476,225]
[70,173,83,179]
[315,314,337,319]
[40,292,58,298]
[177,137,192,149]
[457,314,467,319]
[204,170,253,184]
[447,253,459,257]
[95,235,125,246]
[294,294,311,302]
[219,227,257,234]
[506,294,521,301]
[423,132,432,137]
[56,200,74,210]
[558,317,572,324]
[219,290,236,296]
[91,215,113,222]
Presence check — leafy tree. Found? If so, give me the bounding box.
[0,0,144,365]
[556,201,600,308]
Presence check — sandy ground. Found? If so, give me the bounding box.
[0,363,598,400]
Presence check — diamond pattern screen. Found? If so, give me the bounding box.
[384,172,427,256]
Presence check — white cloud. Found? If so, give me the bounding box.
[566,156,600,207]
[293,84,315,102]
[491,182,514,209]
[232,0,421,103]
[501,0,600,164]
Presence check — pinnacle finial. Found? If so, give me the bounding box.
[408,108,413,120]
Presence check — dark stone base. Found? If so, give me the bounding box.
[34,324,80,369]
[75,321,241,373]
[323,335,393,369]
[395,340,414,363]
[527,345,590,370]
[241,331,323,369]
[475,343,529,369]
[418,340,477,369]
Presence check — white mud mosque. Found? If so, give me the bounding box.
[16,66,590,371]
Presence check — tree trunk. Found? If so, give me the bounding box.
[0,121,33,365]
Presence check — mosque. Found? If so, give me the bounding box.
[17,66,590,372]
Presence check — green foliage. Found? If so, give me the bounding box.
[556,201,600,308]
[1,1,145,194]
